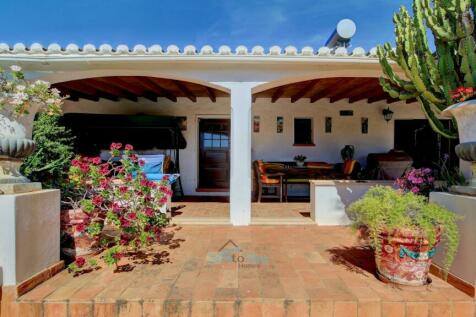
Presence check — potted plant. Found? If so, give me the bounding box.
[349,186,460,286]
[62,142,171,263]
[293,155,307,167]
[0,65,64,184]
[340,145,355,161]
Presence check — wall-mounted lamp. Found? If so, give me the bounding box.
[382,107,394,122]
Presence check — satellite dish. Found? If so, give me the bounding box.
[325,19,357,48]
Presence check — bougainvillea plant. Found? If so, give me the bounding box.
[395,167,435,197]
[66,142,172,256]
[450,86,475,103]
[0,65,64,116]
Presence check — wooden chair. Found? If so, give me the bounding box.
[254,160,284,202]
[330,159,358,179]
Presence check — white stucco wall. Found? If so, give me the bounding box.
[62,97,425,195]
[0,190,60,286]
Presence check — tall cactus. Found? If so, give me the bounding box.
[378,0,476,139]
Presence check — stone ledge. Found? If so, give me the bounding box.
[0,182,42,195]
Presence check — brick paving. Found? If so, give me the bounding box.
[9,225,476,317]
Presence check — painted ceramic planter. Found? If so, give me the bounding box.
[60,209,101,259]
[376,228,441,286]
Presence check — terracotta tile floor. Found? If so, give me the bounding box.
[12,225,475,317]
[171,202,313,224]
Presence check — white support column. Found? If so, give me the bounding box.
[211,83,253,225]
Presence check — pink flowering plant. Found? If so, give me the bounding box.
[395,167,435,197]
[66,142,171,258]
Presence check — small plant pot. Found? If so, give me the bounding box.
[375,228,441,286]
[295,161,305,167]
[60,209,101,259]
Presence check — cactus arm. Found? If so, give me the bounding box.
[419,97,458,139]
[379,78,418,100]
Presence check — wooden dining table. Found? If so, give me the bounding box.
[266,164,335,201]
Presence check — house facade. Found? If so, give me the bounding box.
[0,43,438,225]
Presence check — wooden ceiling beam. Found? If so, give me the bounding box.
[134,77,177,102]
[88,79,138,102]
[271,86,286,103]
[173,80,197,102]
[367,94,388,103]
[386,98,400,104]
[291,80,319,103]
[58,81,118,102]
[309,78,344,103]
[97,77,157,102]
[205,87,216,103]
[329,78,371,103]
[56,86,100,102]
[347,81,382,103]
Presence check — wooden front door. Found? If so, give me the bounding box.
[198,119,230,189]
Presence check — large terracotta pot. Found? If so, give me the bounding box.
[60,208,101,259]
[376,228,441,286]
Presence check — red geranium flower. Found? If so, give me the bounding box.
[144,207,154,217]
[71,159,80,167]
[92,195,103,206]
[75,257,86,268]
[125,144,133,151]
[75,223,85,232]
[128,212,137,220]
[90,157,102,165]
[79,163,90,173]
[119,186,128,193]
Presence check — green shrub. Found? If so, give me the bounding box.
[349,186,460,273]
[21,113,74,188]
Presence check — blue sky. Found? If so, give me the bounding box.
[2,0,413,50]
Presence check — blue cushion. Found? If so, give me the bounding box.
[145,173,179,184]
[139,155,164,174]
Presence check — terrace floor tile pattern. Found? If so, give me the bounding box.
[10,223,475,317]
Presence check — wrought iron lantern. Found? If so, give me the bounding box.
[382,107,394,122]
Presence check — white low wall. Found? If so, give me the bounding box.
[310,180,395,225]
[430,192,476,295]
[0,190,60,286]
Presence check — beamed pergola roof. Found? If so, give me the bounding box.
[53,76,229,103]
[253,77,416,104]
[54,76,416,104]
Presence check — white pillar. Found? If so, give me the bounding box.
[217,83,251,225]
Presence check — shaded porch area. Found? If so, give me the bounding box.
[11,225,474,317]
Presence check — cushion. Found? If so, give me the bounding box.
[286,178,310,183]
[145,173,179,184]
[343,159,357,175]
[261,177,280,184]
[305,162,334,169]
[256,160,281,184]
[139,155,165,174]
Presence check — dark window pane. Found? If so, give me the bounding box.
[294,118,313,144]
